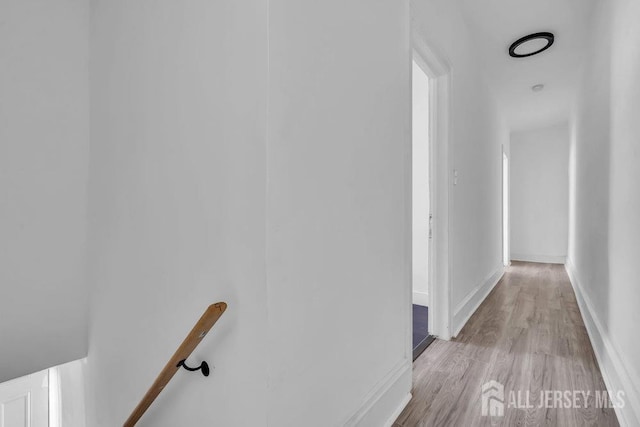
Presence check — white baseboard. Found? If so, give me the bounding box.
[383,393,412,427]
[565,259,640,427]
[511,253,566,264]
[452,266,504,337]
[345,360,412,427]
[412,291,428,307]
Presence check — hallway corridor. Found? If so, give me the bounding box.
[395,262,619,426]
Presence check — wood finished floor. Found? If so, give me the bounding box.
[394,261,619,427]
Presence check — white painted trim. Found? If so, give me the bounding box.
[565,259,640,427]
[502,149,510,267]
[511,253,566,264]
[383,393,412,427]
[403,12,414,368]
[412,291,428,307]
[344,360,412,427]
[452,266,504,337]
[411,27,449,77]
[412,30,453,341]
[49,367,62,427]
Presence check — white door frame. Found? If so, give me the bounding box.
[502,148,510,267]
[412,34,452,341]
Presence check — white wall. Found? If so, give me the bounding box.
[411,0,508,335]
[412,60,430,307]
[86,1,269,425]
[567,0,640,424]
[0,0,89,382]
[510,124,569,264]
[87,0,411,426]
[266,1,411,425]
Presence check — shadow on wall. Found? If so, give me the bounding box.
[569,0,612,356]
[569,2,640,423]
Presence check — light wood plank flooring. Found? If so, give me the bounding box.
[394,261,619,427]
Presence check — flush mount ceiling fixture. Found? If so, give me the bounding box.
[509,32,554,58]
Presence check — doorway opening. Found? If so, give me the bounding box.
[407,36,452,360]
[0,358,86,427]
[412,59,435,360]
[503,150,510,266]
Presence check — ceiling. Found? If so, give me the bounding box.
[459,0,597,131]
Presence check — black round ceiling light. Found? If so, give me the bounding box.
[509,32,554,58]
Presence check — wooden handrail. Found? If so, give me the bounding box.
[123,302,228,426]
